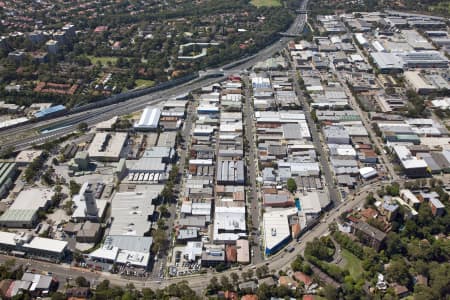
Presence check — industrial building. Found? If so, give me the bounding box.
[0,232,68,261]
[0,162,17,198]
[109,188,160,236]
[89,235,153,269]
[263,208,298,256]
[393,145,428,178]
[404,71,437,94]
[213,206,246,243]
[134,107,161,130]
[87,132,128,161]
[71,182,108,222]
[216,159,245,185]
[0,188,54,228]
[127,146,175,178]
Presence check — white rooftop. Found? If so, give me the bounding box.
[23,237,67,254]
[263,208,297,252]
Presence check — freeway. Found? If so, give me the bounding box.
[1,0,309,152]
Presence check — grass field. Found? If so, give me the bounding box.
[341,249,364,279]
[251,0,282,7]
[135,79,155,89]
[87,55,118,66]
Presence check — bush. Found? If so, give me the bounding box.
[332,231,364,259]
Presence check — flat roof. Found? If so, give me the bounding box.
[236,239,249,263]
[23,237,67,253]
[109,188,161,236]
[213,206,246,241]
[107,235,153,253]
[11,188,54,210]
[87,132,127,160]
[263,208,297,252]
[0,231,20,246]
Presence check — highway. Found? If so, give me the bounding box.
[1,0,309,152]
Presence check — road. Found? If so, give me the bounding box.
[290,61,341,205]
[328,30,397,181]
[1,0,310,152]
[0,179,379,293]
[333,64,398,181]
[242,75,263,264]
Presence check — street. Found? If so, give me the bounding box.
[243,75,263,264]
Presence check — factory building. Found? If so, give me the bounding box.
[134,107,161,130]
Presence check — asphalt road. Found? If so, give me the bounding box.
[0,179,378,293]
[1,0,310,153]
[242,75,263,264]
[290,62,341,205]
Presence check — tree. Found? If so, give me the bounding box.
[256,265,269,278]
[386,259,412,288]
[230,272,239,285]
[77,122,88,132]
[69,180,81,196]
[159,205,169,217]
[207,276,221,294]
[287,178,297,194]
[75,276,90,287]
[322,284,339,300]
[247,269,254,279]
[220,275,232,291]
[51,292,66,300]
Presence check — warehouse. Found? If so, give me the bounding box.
[0,232,67,261]
[0,188,54,228]
[369,53,404,73]
[399,51,448,68]
[359,167,378,179]
[109,189,160,236]
[323,126,350,144]
[89,235,153,269]
[404,71,437,94]
[393,145,428,178]
[0,162,17,198]
[263,208,298,256]
[23,237,68,262]
[216,159,245,185]
[87,132,127,161]
[134,107,161,130]
[213,206,246,243]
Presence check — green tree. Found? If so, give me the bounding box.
[230,272,239,285]
[75,276,90,287]
[77,122,88,132]
[386,259,412,288]
[287,178,297,194]
[69,180,81,196]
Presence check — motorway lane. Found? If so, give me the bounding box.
[1,0,311,151]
